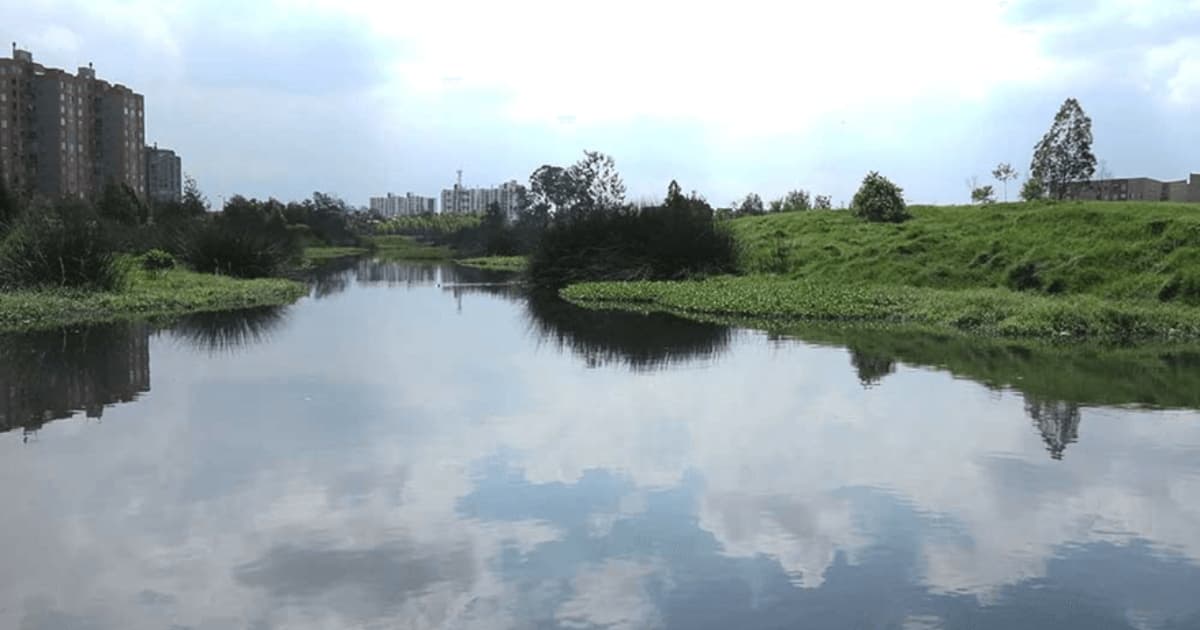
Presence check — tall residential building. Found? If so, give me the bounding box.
[145,144,182,203]
[0,46,145,200]
[369,192,436,217]
[440,171,527,217]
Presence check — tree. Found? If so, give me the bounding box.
[851,172,908,222]
[1020,177,1044,202]
[1030,98,1096,200]
[569,150,626,213]
[971,184,996,204]
[770,189,811,213]
[665,180,686,209]
[529,165,578,213]
[737,193,765,215]
[813,195,833,210]
[992,162,1019,202]
[97,180,146,225]
[182,174,209,215]
[0,179,19,229]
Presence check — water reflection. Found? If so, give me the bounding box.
[2,260,1199,629]
[0,323,150,437]
[169,306,290,354]
[524,293,733,370]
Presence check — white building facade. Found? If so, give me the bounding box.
[441,179,527,217]
[369,192,437,217]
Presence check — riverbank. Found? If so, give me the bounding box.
[561,201,1200,343]
[562,278,1200,343]
[0,267,306,332]
[305,246,370,261]
[455,256,528,271]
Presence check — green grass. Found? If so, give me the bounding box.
[563,276,1200,344]
[0,266,306,332]
[369,235,453,260]
[730,201,1200,302]
[305,246,369,261]
[561,201,1200,343]
[456,255,528,271]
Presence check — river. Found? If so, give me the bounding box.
[2,258,1199,629]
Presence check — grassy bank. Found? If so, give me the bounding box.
[0,267,306,333]
[456,256,528,271]
[561,201,1200,343]
[370,235,452,260]
[562,278,1200,343]
[732,201,1200,301]
[304,245,370,261]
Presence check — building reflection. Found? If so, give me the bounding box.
[0,324,151,438]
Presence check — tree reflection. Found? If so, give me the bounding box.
[847,347,896,387]
[169,306,289,354]
[1024,395,1082,460]
[771,324,1200,461]
[0,324,151,438]
[524,293,732,371]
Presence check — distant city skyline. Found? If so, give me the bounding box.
[4,0,1198,207]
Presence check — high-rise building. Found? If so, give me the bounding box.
[369,192,436,217]
[145,144,182,203]
[440,170,527,217]
[0,45,146,200]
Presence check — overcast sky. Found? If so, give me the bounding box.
[4,0,1199,207]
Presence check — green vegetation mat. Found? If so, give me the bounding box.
[456,256,528,271]
[304,246,370,261]
[562,277,1200,343]
[369,235,453,260]
[0,267,306,332]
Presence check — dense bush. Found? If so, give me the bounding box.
[852,171,909,223]
[141,249,177,271]
[0,199,126,291]
[529,183,737,289]
[185,196,302,278]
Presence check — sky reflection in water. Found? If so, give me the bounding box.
[1,260,1199,629]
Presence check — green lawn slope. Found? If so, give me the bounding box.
[563,201,1200,343]
[732,201,1200,302]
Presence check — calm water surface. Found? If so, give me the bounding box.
[3,259,1200,629]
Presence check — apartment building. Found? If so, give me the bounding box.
[369,192,436,217]
[1064,173,1200,203]
[0,46,145,200]
[440,171,527,217]
[146,144,182,203]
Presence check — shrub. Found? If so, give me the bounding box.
[851,172,909,223]
[0,199,127,291]
[1020,177,1044,202]
[185,197,302,278]
[529,188,737,288]
[141,249,176,271]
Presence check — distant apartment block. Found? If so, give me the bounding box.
[369,192,437,217]
[441,171,527,217]
[0,45,146,200]
[145,144,181,203]
[1064,173,1200,203]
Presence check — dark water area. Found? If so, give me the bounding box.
[2,259,1199,629]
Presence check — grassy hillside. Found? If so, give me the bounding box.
[563,201,1200,343]
[732,201,1200,304]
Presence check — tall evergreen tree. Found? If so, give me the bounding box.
[1030,98,1096,200]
